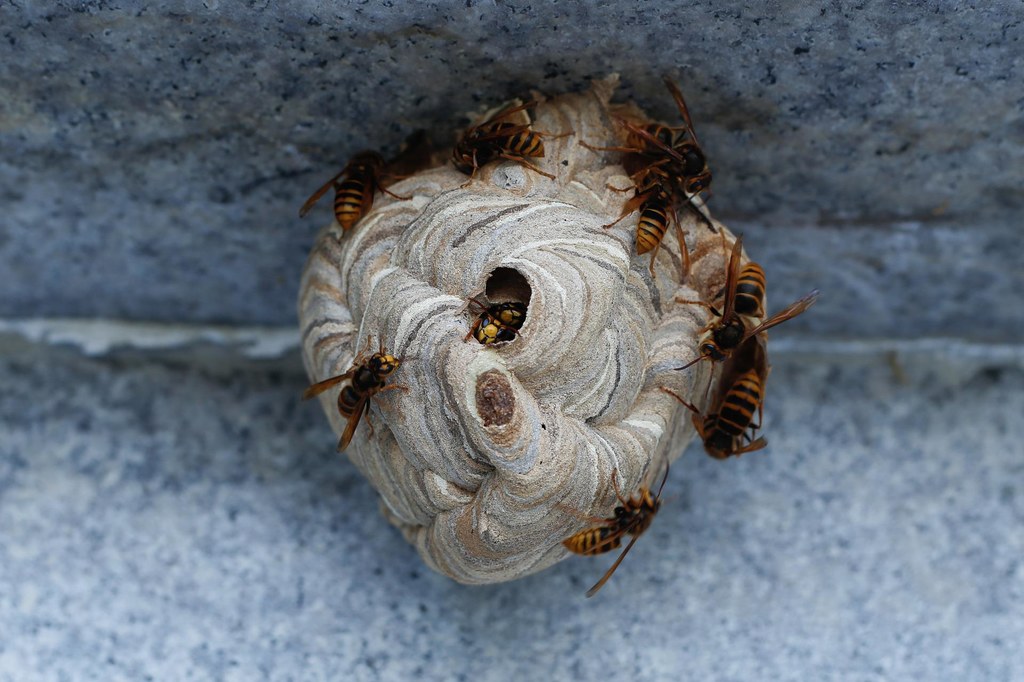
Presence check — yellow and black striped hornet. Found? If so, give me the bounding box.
[299,151,408,231]
[580,79,718,280]
[302,338,407,452]
[676,235,818,371]
[465,299,528,345]
[656,76,713,199]
[562,466,669,597]
[603,166,691,280]
[453,100,569,184]
[582,77,714,224]
[615,116,714,234]
[299,131,432,230]
[733,259,767,320]
[663,336,769,459]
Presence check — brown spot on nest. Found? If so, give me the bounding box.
[475,370,515,426]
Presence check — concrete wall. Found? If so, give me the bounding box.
[2,1,1021,339]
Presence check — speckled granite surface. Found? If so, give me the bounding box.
[2,3,1023,339]
[1,342,1020,681]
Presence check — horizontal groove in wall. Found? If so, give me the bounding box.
[1,318,1022,366]
[0,318,298,359]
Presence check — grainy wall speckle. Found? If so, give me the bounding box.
[1,2,1021,339]
[1,345,1020,680]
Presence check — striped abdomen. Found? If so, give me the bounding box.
[333,172,374,231]
[711,369,763,438]
[502,128,545,158]
[337,366,381,416]
[563,525,622,556]
[734,262,766,319]
[635,193,670,254]
[337,384,364,418]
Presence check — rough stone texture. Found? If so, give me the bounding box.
[1,342,1021,681]
[735,220,1024,342]
[2,2,1022,339]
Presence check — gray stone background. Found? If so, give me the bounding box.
[2,0,1022,337]
[1,2,1022,681]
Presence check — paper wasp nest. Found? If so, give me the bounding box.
[299,76,743,584]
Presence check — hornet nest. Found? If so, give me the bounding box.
[298,76,754,585]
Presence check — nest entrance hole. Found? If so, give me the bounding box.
[466,267,532,346]
[485,267,531,308]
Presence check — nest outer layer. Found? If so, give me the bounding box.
[298,76,746,584]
